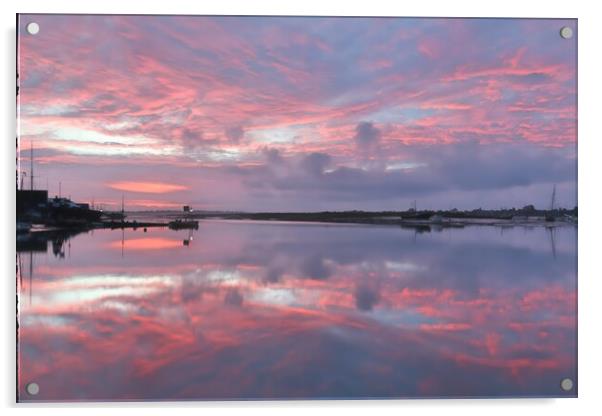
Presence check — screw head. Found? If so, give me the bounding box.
[26,22,40,35]
[560,378,574,392]
[560,26,573,39]
[26,382,39,395]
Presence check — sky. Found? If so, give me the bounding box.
[17,15,577,211]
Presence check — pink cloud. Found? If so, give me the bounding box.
[107,181,188,194]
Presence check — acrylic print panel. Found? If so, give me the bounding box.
[16,14,577,401]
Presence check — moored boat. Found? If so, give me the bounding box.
[168,219,199,230]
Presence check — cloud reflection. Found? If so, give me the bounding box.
[18,221,576,400]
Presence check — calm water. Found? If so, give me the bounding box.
[17,220,577,401]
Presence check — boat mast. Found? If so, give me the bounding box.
[30,141,34,191]
[550,185,556,211]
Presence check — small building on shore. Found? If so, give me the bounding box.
[17,189,48,217]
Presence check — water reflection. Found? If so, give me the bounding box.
[17,228,81,257]
[17,221,577,400]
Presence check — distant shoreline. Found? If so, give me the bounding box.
[129,208,577,228]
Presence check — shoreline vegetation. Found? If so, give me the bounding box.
[17,189,577,234]
[136,206,578,228]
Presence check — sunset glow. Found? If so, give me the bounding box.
[109,237,184,251]
[108,181,188,194]
[17,15,577,211]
